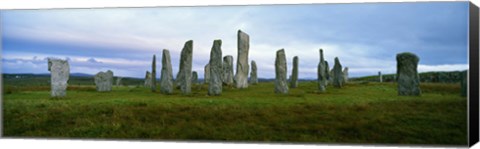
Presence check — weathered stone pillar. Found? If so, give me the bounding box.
[332,57,343,88]
[290,56,299,88]
[160,49,174,94]
[151,54,156,92]
[343,67,349,83]
[249,60,258,85]
[396,52,421,96]
[209,40,223,95]
[204,63,210,84]
[175,40,193,94]
[116,77,122,86]
[317,49,327,92]
[95,70,114,92]
[275,49,288,94]
[192,71,198,85]
[235,30,250,88]
[223,55,234,86]
[378,71,383,82]
[48,58,70,97]
[145,71,152,88]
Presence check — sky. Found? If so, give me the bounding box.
[1,2,470,79]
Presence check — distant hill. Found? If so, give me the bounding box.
[3,73,144,86]
[3,70,466,87]
[71,73,94,77]
[3,73,93,78]
[350,70,467,83]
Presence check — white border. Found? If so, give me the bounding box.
[0,0,478,149]
[0,0,472,9]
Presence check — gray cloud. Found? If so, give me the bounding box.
[1,2,470,78]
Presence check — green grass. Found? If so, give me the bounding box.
[2,81,467,145]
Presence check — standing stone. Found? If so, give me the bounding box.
[160,49,174,94]
[378,71,383,82]
[332,57,343,88]
[325,61,330,85]
[145,71,152,87]
[209,40,223,95]
[249,60,258,85]
[275,49,288,94]
[94,70,114,92]
[151,55,157,92]
[235,30,250,89]
[116,77,123,86]
[290,56,299,88]
[329,69,334,84]
[317,49,327,92]
[223,55,234,85]
[461,70,467,97]
[396,52,421,96]
[343,67,349,83]
[204,63,210,84]
[48,58,70,97]
[175,40,193,94]
[191,71,198,85]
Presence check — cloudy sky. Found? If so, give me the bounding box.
[1,2,469,79]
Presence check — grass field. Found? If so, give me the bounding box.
[2,81,467,146]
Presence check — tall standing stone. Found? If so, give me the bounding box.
[191,71,198,85]
[332,57,343,88]
[461,70,467,97]
[317,49,327,92]
[116,77,123,86]
[290,56,299,88]
[204,63,210,84]
[249,60,258,85]
[48,58,70,97]
[275,49,288,94]
[325,61,330,85]
[145,71,152,88]
[223,55,234,85]
[343,67,349,83]
[151,55,157,92]
[378,71,383,82]
[160,49,174,94]
[209,40,223,95]
[175,40,193,94]
[396,52,421,96]
[235,30,250,89]
[94,70,114,92]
